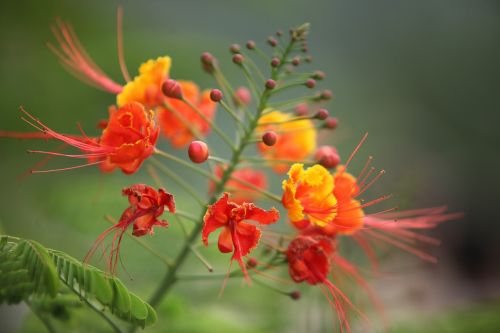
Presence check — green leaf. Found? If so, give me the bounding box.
[0,235,157,327]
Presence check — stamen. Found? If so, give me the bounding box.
[116,6,131,82]
[31,160,104,173]
[343,132,368,171]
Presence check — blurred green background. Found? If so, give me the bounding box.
[1,0,499,332]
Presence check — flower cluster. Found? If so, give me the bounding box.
[0,12,461,332]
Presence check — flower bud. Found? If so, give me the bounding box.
[232,54,244,65]
[290,291,301,300]
[305,55,313,63]
[271,57,281,67]
[267,36,278,47]
[324,117,338,130]
[291,57,301,66]
[262,131,277,146]
[305,79,316,89]
[315,108,329,120]
[201,52,216,73]
[265,79,276,90]
[246,40,256,50]
[210,89,223,102]
[201,52,214,65]
[295,103,308,116]
[312,70,325,80]
[276,30,283,37]
[162,79,183,99]
[234,87,251,106]
[247,257,258,268]
[229,44,241,54]
[321,89,333,100]
[188,141,209,163]
[315,146,340,169]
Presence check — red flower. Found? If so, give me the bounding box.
[22,102,159,174]
[202,193,279,280]
[209,165,268,205]
[85,184,175,274]
[287,234,366,333]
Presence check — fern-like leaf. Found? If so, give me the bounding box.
[0,235,157,328]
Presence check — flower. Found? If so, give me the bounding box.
[210,165,268,205]
[286,233,364,333]
[158,81,216,148]
[257,110,316,173]
[23,102,158,174]
[117,58,216,148]
[282,163,337,227]
[85,184,175,274]
[202,193,279,279]
[117,57,171,107]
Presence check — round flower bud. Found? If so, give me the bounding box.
[305,79,316,89]
[161,79,183,99]
[262,131,277,146]
[312,70,326,80]
[232,54,244,65]
[247,257,258,268]
[267,36,278,47]
[305,55,313,63]
[265,79,276,90]
[321,89,333,100]
[315,146,340,169]
[246,40,256,50]
[271,57,281,67]
[229,43,241,54]
[210,89,223,102]
[290,291,301,300]
[315,108,329,120]
[201,52,214,65]
[188,141,209,164]
[276,30,283,37]
[234,87,252,106]
[324,117,338,130]
[291,57,301,66]
[295,103,308,116]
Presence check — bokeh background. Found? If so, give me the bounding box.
[1,0,499,332]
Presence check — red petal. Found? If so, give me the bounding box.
[234,222,261,258]
[243,204,280,225]
[218,227,233,253]
[202,193,231,245]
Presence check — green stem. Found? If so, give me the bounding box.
[149,158,206,206]
[154,149,217,181]
[182,98,237,151]
[137,32,298,333]
[26,300,59,333]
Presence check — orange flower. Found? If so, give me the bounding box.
[210,165,268,205]
[158,81,216,148]
[98,102,159,174]
[282,163,337,227]
[257,110,316,173]
[202,193,279,279]
[85,184,175,274]
[22,102,158,174]
[117,57,171,107]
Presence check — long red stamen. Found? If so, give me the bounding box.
[343,133,368,171]
[117,6,131,82]
[48,19,123,94]
[30,160,104,174]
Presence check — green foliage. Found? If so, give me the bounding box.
[0,236,59,304]
[0,235,157,328]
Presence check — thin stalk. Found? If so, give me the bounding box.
[269,81,307,96]
[219,99,248,132]
[60,279,123,333]
[241,52,266,83]
[181,98,237,151]
[26,300,58,333]
[136,32,298,333]
[162,101,204,141]
[241,156,316,164]
[104,215,174,267]
[189,245,213,272]
[241,64,261,101]
[154,149,217,181]
[149,158,206,207]
[228,176,282,202]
